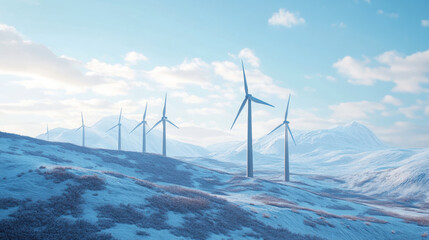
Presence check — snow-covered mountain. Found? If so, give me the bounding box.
[1,132,428,239]
[37,115,209,157]
[199,122,429,208]
[212,122,386,158]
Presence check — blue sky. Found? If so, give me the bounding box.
[0,0,428,147]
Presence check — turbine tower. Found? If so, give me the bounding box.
[106,108,122,151]
[130,102,149,153]
[46,124,49,141]
[75,112,86,147]
[267,94,296,181]
[147,94,179,157]
[231,61,274,177]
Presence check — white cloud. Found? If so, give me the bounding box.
[329,101,384,120]
[382,95,402,106]
[332,22,346,28]
[398,105,421,119]
[86,59,135,80]
[268,9,305,28]
[333,50,429,93]
[305,73,336,82]
[212,60,293,99]
[187,107,225,116]
[0,23,100,88]
[145,58,212,89]
[325,75,336,82]
[377,10,398,18]
[425,106,429,116]
[303,86,316,92]
[171,91,205,104]
[91,80,130,96]
[374,121,429,148]
[124,51,148,64]
[238,48,260,67]
[422,20,429,27]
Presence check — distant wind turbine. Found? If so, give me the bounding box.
[46,124,49,141]
[231,60,274,177]
[267,94,296,182]
[106,108,123,151]
[130,102,149,153]
[75,112,86,147]
[147,94,179,157]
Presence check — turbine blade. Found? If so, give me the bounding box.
[145,121,150,129]
[241,60,248,95]
[147,119,162,134]
[285,94,291,120]
[287,124,297,146]
[106,124,118,133]
[166,120,179,129]
[230,98,247,129]
[163,93,167,117]
[118,108,122,123]
[143,102,148,121]
[129,121,143,134]
[249,96,274,107]
[267,123,284,135]
[75,126,83,132]
[81,112,84,125]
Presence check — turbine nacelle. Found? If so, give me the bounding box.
[266,94,295,182]
[106,108,123,151]
[147,94,178,157]
[231,60,274,178]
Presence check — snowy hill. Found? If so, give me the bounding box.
[37,115,209,157]
[195,122,429,208]
[1,132,429,239]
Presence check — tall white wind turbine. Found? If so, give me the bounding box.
[231,61,274,177]
[46,124,49,141]
[75,112,86,147]
[130,102,149,153]
[267,94,296,181]
[106,108,123,151]
[147,94,179,157]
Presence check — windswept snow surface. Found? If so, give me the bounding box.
[1,132,429,239]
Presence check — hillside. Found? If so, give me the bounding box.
[1,132,428,239]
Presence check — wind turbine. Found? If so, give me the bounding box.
[147,94,179,157]
[267,94,296,182]
[46,124,49,141]
[130,102,149,153]
[106,108,122,151]
[231,60,274,177]
[75,112,86,147]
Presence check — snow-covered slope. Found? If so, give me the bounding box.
[343,149,429,205]
[37,116,209,157]
[197,122,429,208]
[1,132,428,239]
